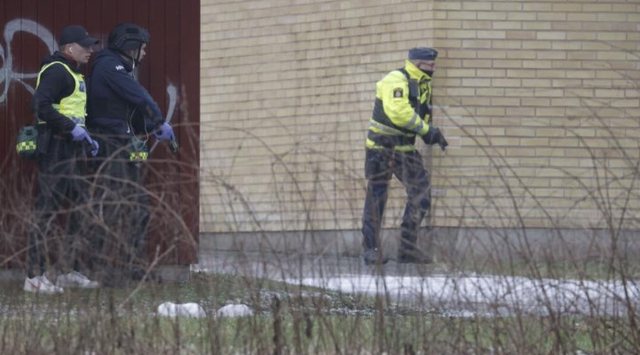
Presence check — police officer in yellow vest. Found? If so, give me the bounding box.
[25,25,100,293]
[362,47,448,265]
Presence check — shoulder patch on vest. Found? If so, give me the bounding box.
[393,87,403,98]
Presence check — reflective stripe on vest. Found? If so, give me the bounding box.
[36,61,87,126]
[129,151,149,161]
[365,138,415,152]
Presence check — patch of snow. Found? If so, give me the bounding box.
[287,274,640,316]
[216,304,254,317]
[157,302,206,318]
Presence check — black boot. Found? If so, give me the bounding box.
[397,248,433,264]
[362,248,390,265]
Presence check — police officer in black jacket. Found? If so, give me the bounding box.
[25,25,101,294]
[87,23,174,284]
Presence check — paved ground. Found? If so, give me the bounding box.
[195,250,640,317]
[194,250,446,280]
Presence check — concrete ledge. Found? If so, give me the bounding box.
[199,230,362,257]
[200,227,640,262]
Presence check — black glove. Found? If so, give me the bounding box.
[422,126,448,151]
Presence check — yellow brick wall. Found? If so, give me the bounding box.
[200,0,640,233]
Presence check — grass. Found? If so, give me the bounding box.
[0,273,355,315]
[0,271,638,354]
[0,305,629,354]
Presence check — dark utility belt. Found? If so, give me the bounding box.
[367,131,416,148]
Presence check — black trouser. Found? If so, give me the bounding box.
[27,134,90,278]
[90,132,149,282]
[361,148,431,252]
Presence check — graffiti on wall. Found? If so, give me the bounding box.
[0,18,178,131]
[0,19,56,102]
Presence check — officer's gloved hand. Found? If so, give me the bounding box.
[87,138,100,157]
[154,122,174,142]
[422,126,449,151]
[70,125,90,142]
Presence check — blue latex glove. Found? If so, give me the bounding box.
[154,122,174,142]
[70,125,90,142]
[87,138,100,157]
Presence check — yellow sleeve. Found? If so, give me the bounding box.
[376,71,429,136]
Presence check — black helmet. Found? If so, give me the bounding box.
[108,23,150,51]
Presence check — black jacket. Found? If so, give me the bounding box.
[31,52,81,134]
[87,48,163,136]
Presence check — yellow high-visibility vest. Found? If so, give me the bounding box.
[36,61,87,126]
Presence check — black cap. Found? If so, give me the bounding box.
[59,25,99,47]
[408,47,438,61]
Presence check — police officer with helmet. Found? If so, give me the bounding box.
[361,47,448,265]
[87,22,174,284]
